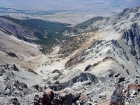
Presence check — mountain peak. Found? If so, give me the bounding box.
[0,5,140,105]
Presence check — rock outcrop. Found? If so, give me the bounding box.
[122,23,140,59]
[49,71,98,91]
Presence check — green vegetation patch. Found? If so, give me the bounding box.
[1,16,70,54]
[76,16,104,29]
[64,16,104,35]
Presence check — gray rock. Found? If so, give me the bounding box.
[13,64,19,71]
[49,72,98,91]
[122,23,140,59]
[5,88,11,95]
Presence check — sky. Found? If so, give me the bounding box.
[0,0,139,11]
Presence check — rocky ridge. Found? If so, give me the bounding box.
[0,6,140,105]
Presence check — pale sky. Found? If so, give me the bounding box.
[0,0,139,11]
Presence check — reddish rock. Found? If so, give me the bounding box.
[128,84,140,91]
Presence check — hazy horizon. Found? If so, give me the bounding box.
[0,0,139,11]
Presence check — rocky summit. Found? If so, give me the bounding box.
[0,6,140,105]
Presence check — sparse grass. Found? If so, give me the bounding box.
[59,35,89,57]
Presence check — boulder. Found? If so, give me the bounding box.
[13,64,19,71]
[118,76,125,83]
[7,52,18,58]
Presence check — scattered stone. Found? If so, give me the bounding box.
[13,64,19,71]
[135,79,138,84]
[114,73,120,77]
[125,102,129,105]
[28,68,37,74]
[33,84,42,92]
[99,92,106,99]
[118,76,125,83]
[130,90,137,97]
[52,69,61,74]
[11,98,20,105]
[7,52,18,58]
[34,95,41,105]
[4,88,11,95]
[84,65,92,71]
[0,69,6,73]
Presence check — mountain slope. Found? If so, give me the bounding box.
[0,29,45,69]
[64,6,140,77]
[0,6,140,105]
[0,16,69,54]
[34,6,140,105]
[0,17,36,41]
